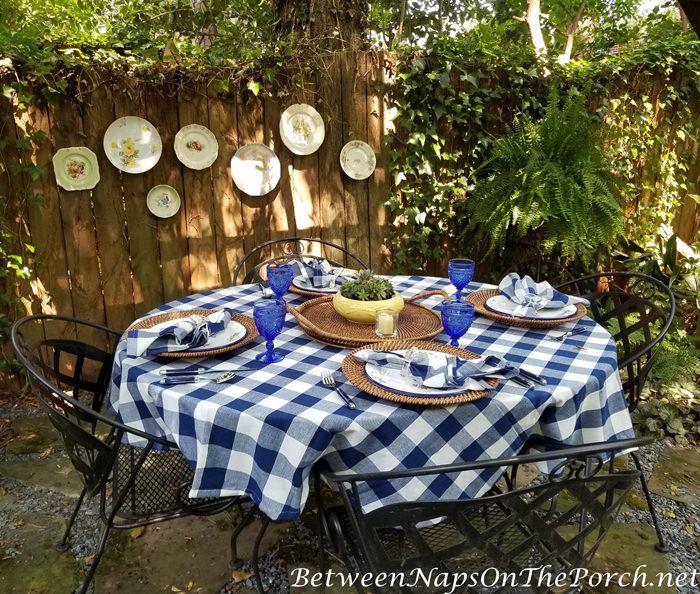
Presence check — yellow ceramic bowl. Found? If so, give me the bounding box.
[332,292,405,324]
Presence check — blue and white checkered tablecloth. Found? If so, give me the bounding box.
[109,276,635,521]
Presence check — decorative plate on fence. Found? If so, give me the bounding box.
[340,140,376,180]
[230,144,281,196]
[103,116,162,174]
[52,147,100,191]
[146,185,181,218]
[174,124,219,169]
[279,104,325,155]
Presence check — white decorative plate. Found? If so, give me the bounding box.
[230,144,281,196]
[364,350,484,397]
[103,116,162,174]
[146,318,247,353]
[340,140,376,180]
[279,104,325,155]
[146,185,181,218]
[485,295,578,319]
[52,147,100,191]
[174,124,218,169]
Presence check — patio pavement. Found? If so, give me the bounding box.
[0,408,698,594]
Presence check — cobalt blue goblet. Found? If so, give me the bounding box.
[253,300,287,363]
[441,300,475,347]
[448,258,475,302]
[267,264,294,301]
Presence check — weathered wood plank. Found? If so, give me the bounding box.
[236,91,268,258]
[144,86,190,302]
[208,83,244,287]
[82,86,135,331]
[113,89,164,316]
[317,54,346,265]
[341,51,370,268]
[178,84,220,292]
[366,51,391,273]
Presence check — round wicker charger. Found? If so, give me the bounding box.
[466,289,587,329]
[288,283,336,298]
[342,340,497,406]
[287,290,448,349]
[127,309,259,358]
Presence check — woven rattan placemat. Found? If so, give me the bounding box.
[127,309,259,358]
[342,340,496,406]
[287,290,448,349]
[288,284,336,298]
[466,289,587,329]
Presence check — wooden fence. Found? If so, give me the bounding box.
[0,52,392,333]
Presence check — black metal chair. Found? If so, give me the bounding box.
[556,271,675,552]
[318,437,651,594]
[233,237,369,285]
[11,315,249,594]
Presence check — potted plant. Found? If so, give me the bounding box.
[332,269,404,324]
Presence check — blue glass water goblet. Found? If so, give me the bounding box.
[441,300,475,347]
[267,264,294,301]
[448,258,475,302]
[253,300,287,363]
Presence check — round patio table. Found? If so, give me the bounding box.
[109,275,635,521]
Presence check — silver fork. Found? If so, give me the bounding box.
[548,327,587,341]
[321,371,356,409]
[159,371,236,385]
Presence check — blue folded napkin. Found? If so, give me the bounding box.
[126,310,231,357]
[498,273,589,317]
[353,348,517,391]
[290,258,351,288]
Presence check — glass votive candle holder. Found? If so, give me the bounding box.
[375,309,399,339]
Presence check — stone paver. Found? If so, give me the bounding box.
[0,513,82,594]
[5,415,63,456]
[0,455,83,498]
[648,446,700,505]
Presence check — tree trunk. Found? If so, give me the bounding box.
[275,0,368,50]
[526,0,547,57]
[558,1,585,64]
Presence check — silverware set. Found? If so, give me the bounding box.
[547,327,587,341]
[321,371,356,409]
[158,366,259,385]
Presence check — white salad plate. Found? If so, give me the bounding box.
[146,318,247,353]
[230,144,281,196]
[174,124,219,169]
[103,116,162,174]
[52,147,100,191]
[340,140,376,180]
[279,104,325,155]
[291,277,338,294]
[485,295,578,319]
[364,350,484,397]
[146,185,181,218]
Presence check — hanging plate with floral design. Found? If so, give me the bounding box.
[146,185,181,218]
[230,144,281,196]
[279,104,325,155]
[103,116,162,174]
[174,124,219,170]
[52,147,100,191]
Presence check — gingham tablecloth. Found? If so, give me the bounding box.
[109,276,635,521]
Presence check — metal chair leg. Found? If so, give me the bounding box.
[631,451,668,552]
[77,522,113,594]
[229,504,258,565]
[56,486,87,551]
[251,516,271,594]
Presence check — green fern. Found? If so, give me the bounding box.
[466,88,624,261]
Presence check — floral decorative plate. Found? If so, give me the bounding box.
[340,140,376,180]
[174,124,219,169]
[52,147,100,191]
[279,104,325,155]
[103,116,162,174]
[146,185,181,218]
[230,144,281,196]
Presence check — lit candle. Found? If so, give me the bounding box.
[375,310,398,338]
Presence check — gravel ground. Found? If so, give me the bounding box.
[1,405,698,594]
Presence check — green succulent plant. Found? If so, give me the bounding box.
[339,270,396,301]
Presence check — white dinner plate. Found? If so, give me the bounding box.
[52,147,100,191]
[230,144,281,196]
[291,277,338,294]
[279,104,325,155]
[174,124,218,169]
[146,185,181,218]
[103,116,162,174]
[364,350,485,397]
[485,295,578,319]
[146,317,247,353]
[340,140,376,180]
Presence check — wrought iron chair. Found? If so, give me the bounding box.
[556,271,675,551]
[233,237,369,285]
[318,437,651,594]
[11,315,248,594]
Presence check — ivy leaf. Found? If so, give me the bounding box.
[247,80,261,96]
